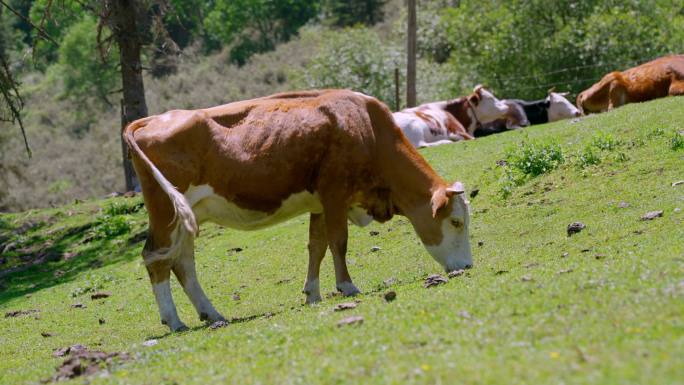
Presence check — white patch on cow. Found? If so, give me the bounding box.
[547,92,581,122]
[185,184,323,230]
[336,281,361,296]
[393,108,459,148]
[152,281,186,331]
[159,112,173,122]
[348,205,373,227]
[424,195,472,272]
[474,88,509,123]
[303,278,322,304]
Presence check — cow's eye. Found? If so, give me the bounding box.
[450,219,462,228]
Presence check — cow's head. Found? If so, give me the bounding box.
[469,85,509,123]
[546,91,581,121]
[410,182,472,272]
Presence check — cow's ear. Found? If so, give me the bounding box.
[469,93,480,106]
[445,182,465,197]
[431,188,449,218]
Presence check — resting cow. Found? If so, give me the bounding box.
[394,85,508,148]
[475,91,579,136]
[124,89,473,331]
[577,55,684,113]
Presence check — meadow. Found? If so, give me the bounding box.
[1,97,683,384]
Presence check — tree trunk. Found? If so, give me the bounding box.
[406,0,417,108]
[110,0,147,192]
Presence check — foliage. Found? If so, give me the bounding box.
[506,140,565,178]
[28,0,86,69]
[590,132,621,151]
[301,26,403,109]
[576,144,601,169]
[320,0,386,27]
[203,0,320,64]
[53,16,119,108]
[670,130,684,151]
[439,0,684,99]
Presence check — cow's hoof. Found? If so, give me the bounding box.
[305,293,322,304]
[200,311,226,323]
[336,281,361,297]
[168,322,189,332]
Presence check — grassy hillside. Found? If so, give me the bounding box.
[1,97,683,384]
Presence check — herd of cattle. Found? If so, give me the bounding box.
[123,54,683,331]
[395,54,684,148]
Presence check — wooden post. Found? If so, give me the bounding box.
[406,0,416,107]
[394,68,400,111]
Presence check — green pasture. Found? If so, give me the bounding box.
[1,97,683,384]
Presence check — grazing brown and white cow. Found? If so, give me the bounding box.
[577,55,684,113]
[124,89,473,331]
[393,85,508,148]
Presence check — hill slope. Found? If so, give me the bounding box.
[1,97,683,384]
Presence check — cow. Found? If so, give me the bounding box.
[393,85,509,148]
[577,55,684,114]
[475,100,529,137]
[507,92,581,126]
[123,89,473,331]
[475,91,579,137]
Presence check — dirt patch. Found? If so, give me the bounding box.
[90,292,111,300]
[5,309,40,318]
[424,274,448,288]
[333,302,357,312]
[641,210,663,221]
[44,345,130,383]
[337,315,363,327]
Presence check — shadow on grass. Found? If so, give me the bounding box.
[145,311,283,340]
[0,209,146,306]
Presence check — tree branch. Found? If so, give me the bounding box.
[0,0,59,46]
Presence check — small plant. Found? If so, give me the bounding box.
[497,140,565,199]
[96,216,130,238]
[591,132,621,151]
[506,141,565,178]
[647,127,666,138]
[103,201,142,216]
[670,130,684,150]
[576,145,601,168]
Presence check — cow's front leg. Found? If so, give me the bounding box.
[324,205,360,297]
[172,243,225,324]
[146,259,187,332]
[303,213,326,304]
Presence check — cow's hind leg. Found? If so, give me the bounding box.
[669,80,684,96]
[172,242,226,324]
[145,252,187,332]
[303,213,327,304]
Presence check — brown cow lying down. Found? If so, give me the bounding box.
[577,54,684,113]
[124,89,473,331]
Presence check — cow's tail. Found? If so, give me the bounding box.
[123,118,198,265]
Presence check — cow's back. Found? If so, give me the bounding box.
[621,55,684,101]
[134,90,381,214]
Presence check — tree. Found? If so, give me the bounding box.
[321,0,386,27]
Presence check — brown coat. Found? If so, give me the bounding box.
[577,55,684,113]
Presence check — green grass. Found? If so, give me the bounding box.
[1,97,683,384]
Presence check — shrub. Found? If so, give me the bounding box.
[670,130,684,151]
[506,141,565,178]
[300,27,403,109]
[96,215,130,239]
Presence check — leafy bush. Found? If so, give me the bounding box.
[103,201,143,216]
[301,27,403,108]
[670,130,684,151]
[506,141,565,178]
[498,140,565,198]
[96,215,130,239]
